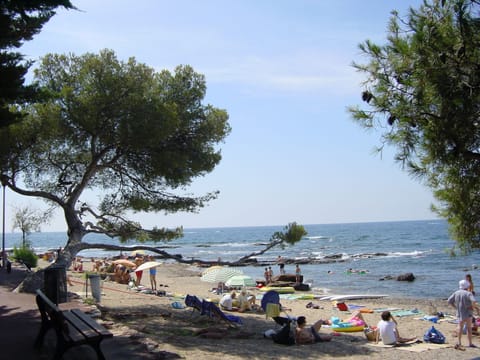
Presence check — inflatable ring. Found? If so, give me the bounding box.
[332,325,365,333]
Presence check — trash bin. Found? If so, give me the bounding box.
[44,265,67,304]
[88,273,101,302]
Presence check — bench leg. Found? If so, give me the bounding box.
[53,332,69,360]
[34,320,52,348]
[90,340,106,360]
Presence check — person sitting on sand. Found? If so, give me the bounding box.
[237,288,257,312]
[376,311,416,345]
[219,291,238,311]
[295,316,332,344]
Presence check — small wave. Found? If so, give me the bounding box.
[387,250,426,257]
[306,236,330,240]
[216,242,253,247]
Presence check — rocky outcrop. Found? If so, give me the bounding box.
[379,272,415,282]
[396,272,415,282]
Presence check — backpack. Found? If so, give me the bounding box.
[423,326,445,344]
[272,322,295,346]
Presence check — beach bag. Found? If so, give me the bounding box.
[272,322,295,346]
[364,326,378,342]
[423,326,445,344]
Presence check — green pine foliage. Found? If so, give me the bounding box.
[349,0,480,251]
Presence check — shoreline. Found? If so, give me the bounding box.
[45,253,454,302]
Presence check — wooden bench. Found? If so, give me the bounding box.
[34,289,113,359]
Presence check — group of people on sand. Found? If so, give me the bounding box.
[258,272,479,348]
[122,255,158,291]
[219,289,259,313]
[70,254,160,292]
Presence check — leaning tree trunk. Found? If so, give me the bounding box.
[15,221,86,293]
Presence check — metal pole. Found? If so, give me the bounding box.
[2,183,5,269]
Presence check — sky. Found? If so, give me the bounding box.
[9,0,436,232]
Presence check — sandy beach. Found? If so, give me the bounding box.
[59,258,479,359]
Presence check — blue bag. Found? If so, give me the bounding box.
[423,325,445,344]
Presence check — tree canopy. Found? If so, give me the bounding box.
[0,0,74,127]
[0,49,231,264]
[349,0,480,252]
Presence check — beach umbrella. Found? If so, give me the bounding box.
[225,275,256,288]
[112,259,136,268]
[201,265,223,276]
[135,261,161,272]
[200,266,243,284]
[131,249,145,257]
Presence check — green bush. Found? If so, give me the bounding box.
[13,246,38,268]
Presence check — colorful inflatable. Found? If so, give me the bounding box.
[330,316,366,332]
[258,286,295,294]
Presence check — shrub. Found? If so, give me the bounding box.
[13,245,38,268]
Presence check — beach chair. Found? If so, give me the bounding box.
[261,290,290,326]
[185,294,203,315]
[201,300,243,327]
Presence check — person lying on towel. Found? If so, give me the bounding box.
[295,316,332,344]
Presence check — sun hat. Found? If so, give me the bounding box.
[459,279,470,290]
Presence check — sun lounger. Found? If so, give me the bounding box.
[201,300,243,327]
[185,294,203,314]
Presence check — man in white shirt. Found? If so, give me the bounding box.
[376,311,416,345]
[219,291,237,311]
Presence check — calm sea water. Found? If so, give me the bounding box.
[5,220,480,300]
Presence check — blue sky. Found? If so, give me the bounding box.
[12,0,436,232]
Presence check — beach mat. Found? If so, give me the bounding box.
[390,309,422,317]
[368,341,453,352]
[396,342,453,352]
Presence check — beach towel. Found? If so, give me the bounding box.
[266,303,280,319]
[171,301,185,309]
[391,309,421,317]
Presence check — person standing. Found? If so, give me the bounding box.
[277,256,286,275]
[448,279,477,350]
[134,256,144,286]
[295,264,301,284]
[268,266,274,282]
[466,274,475,295]
[148,256,157,292]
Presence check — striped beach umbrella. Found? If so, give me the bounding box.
[225,275,256,288]
[200,266,243,283]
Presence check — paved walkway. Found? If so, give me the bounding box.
[0,265,158,359]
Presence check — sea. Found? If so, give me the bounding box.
[5,219,480,300]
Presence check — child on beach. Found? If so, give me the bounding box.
[148,256,157,292]
[376,311,416,345]
[295,264,301,284]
